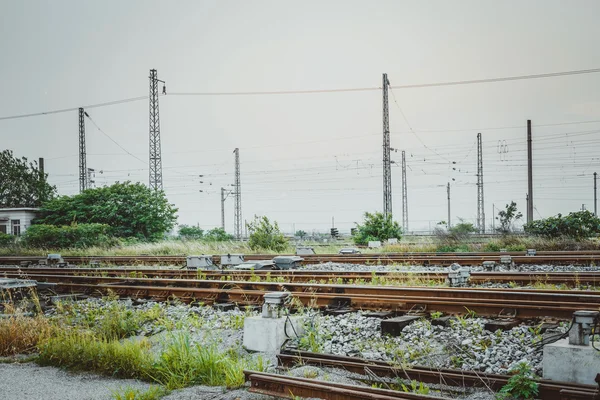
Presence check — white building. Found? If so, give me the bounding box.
[0,208,39,236]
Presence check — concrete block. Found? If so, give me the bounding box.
[243,316,304,353]
[381,315,420,337]
[484,319,520,332]
[543,338,600,385]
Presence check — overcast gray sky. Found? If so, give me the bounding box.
[2,0,600,234]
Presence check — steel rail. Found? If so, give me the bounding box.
[33,275,600,318]
[4,267,600,286]
[244,370,446,400]
[277,351,599,400]
[4,251,600,266]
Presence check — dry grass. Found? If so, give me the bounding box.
[0,314,54,356]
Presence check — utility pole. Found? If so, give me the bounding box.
[233,148,242,240]
[221,188,226,230]
[38,157,44,179]
[447,182,451,229]
[492,204,496,232]
[594,172,597,216]
[87,168,95,189]
[527,120,533,224]
[78,107,87,193]
[401,150,408,232]
[382,73,392,219]
[476,132,485,233]
[149,69,165,191]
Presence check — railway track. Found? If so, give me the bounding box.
[272,350,599,400]
[19,273,600,318]
[3,267,600,286]
[3,250,600,266]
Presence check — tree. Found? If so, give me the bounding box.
[496,202,523,234]
[247,215,287,251]
[434,218,477,243]
[524,210,600,239]
[0,150,56,207]
[204,227,234,242]
[35,181,178,241]
[295,230,307,240]
[353,212,402,246]
[178,225,204,240]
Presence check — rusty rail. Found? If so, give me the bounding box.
[277,351,599,400]
[24,273,600,318]
[3,267,600,286]
[3,250,600,266]
[244,370,445,399]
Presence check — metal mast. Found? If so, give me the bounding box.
[401,150,408,232]
[447,182,451,229]
[233,148,242,240]
[476,132,485,233]
[594,172,597,216]
[382,73,392,219]
[149,69,163,190]
[78,107,87,193]
[221,187,226,230]
[527,120,533,224]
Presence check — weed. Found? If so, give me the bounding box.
[430,311,443,319]
[497,362,539,399]
[0,314,54,356]
[111,386,169,400]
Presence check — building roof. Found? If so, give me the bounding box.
[0,208,40,212]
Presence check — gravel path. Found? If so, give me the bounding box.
[0,363,153,400]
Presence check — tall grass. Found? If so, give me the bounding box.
[0,314,54,356]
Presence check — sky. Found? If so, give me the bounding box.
[1,0,600,235]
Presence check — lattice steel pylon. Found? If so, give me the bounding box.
[476,132,485,233]
[149,69,163,190]
[401,150,408,233]
[78,107,87,193]
[382,73,392,219]
[233,148,242,240]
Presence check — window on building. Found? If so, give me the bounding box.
[11,220,21,236]
[0,225,6,234]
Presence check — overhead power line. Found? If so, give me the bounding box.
[0,96,148,121]
[2,67,598,121]
[170,67,600,96]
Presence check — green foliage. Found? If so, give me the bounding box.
[111,386,169,400]
[295,230,307,239]
[23,223,115,249]
[38,330,154,379]
[353,212,402,246]
[203,227,234,242]
[497,362,539,399]
[178,225,204,240]
[523,210,600,239]
[0,149,56,207]
[0,232,16,247]
[247,215,287,251]
[449,220,478,238]
[496,202,523,234]
[36,181,178,241]
[401,380,430,395]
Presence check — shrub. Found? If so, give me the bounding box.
[353,212,402,246]
[23,223,116,249]
[203,228,234,242]
[0,232,15,247]
[524,210,600,239]
[178,225,204,240]
[497,362,539,399]
[247,216,287,251]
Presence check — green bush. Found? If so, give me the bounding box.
[247,216,287,251]
[203,228,234,242]
[524,210,600,239]
[23,223,116,249]
[0,232,15,247]
[178,225,204,240]
[353,212,402,246]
